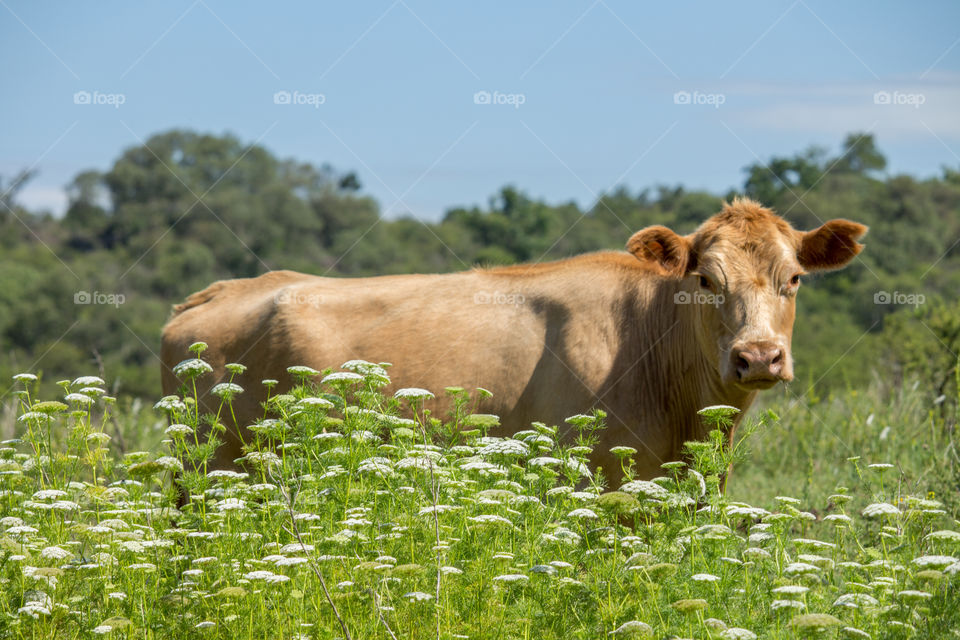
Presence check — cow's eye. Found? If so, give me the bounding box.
[698,275,711,290]
[790,274,801,286]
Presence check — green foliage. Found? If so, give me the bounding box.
[3,363,960,638]
[1,130,959,406]
[735,378,960,518]
[882,298,960,403]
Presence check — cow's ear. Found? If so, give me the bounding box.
[627,225,692,277]
[797,219,868,271]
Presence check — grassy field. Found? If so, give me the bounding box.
[1,351,958,639]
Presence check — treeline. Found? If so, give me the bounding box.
[1,130,959,403]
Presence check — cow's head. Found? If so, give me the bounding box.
[627,198,867,391]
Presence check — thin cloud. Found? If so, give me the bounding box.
[719,78,960,139]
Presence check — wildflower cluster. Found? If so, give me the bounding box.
[1,362,959,638]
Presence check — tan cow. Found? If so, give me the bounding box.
[160,198,866,481]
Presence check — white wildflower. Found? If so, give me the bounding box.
[40,546,73,561]
[64,393,94,406]
[926,529,960,543]
[243,570,277,580]
[772,585,809,596]
[207,469,248,480]
[321,372,363,384]
[459,460,508,476]
[154,396,187,412]
[771,599,805,611]
[529,564,557,576]
[342,359,388,375]
[6,525,39,535]
[275,557,308,567]
[493,574,528,583]
[695,524,734,539]
[862,502,899,518]
[244,451,281,468]
[211,383,244,398]
[156,456,183,472]
[19,602,51,618]
[833,593,879,609]
[32,489,67,501]
[620,480,669,499]
[165,424,193,437]
[394,387,434,400]
[297,397,335,410]
[86,432,111,445]
[824,514,853,524]
[478,439,530,457]
[565,458,592,477]
[286,365,320,377]
[216,498,246,512]
[784,562,820,576]
[79,386,106,397]
[264,573,290,583]
[912,555,957,568]
[527,456,562,468]
[692,573,720,582]
[726,505,769,519]
[173,358,212,378]
[609,446,637,456]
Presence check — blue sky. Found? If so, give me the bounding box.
[2,1,959,219]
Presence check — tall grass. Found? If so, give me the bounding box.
[734,379,960,517]
[1,355,959,639]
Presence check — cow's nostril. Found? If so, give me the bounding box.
[735,354,749,375]
[770,350,783,365]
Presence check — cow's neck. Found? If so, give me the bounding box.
[623,275,758,459]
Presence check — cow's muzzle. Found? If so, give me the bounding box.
[731,342,791,389]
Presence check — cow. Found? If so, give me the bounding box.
[160,198,866,482]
